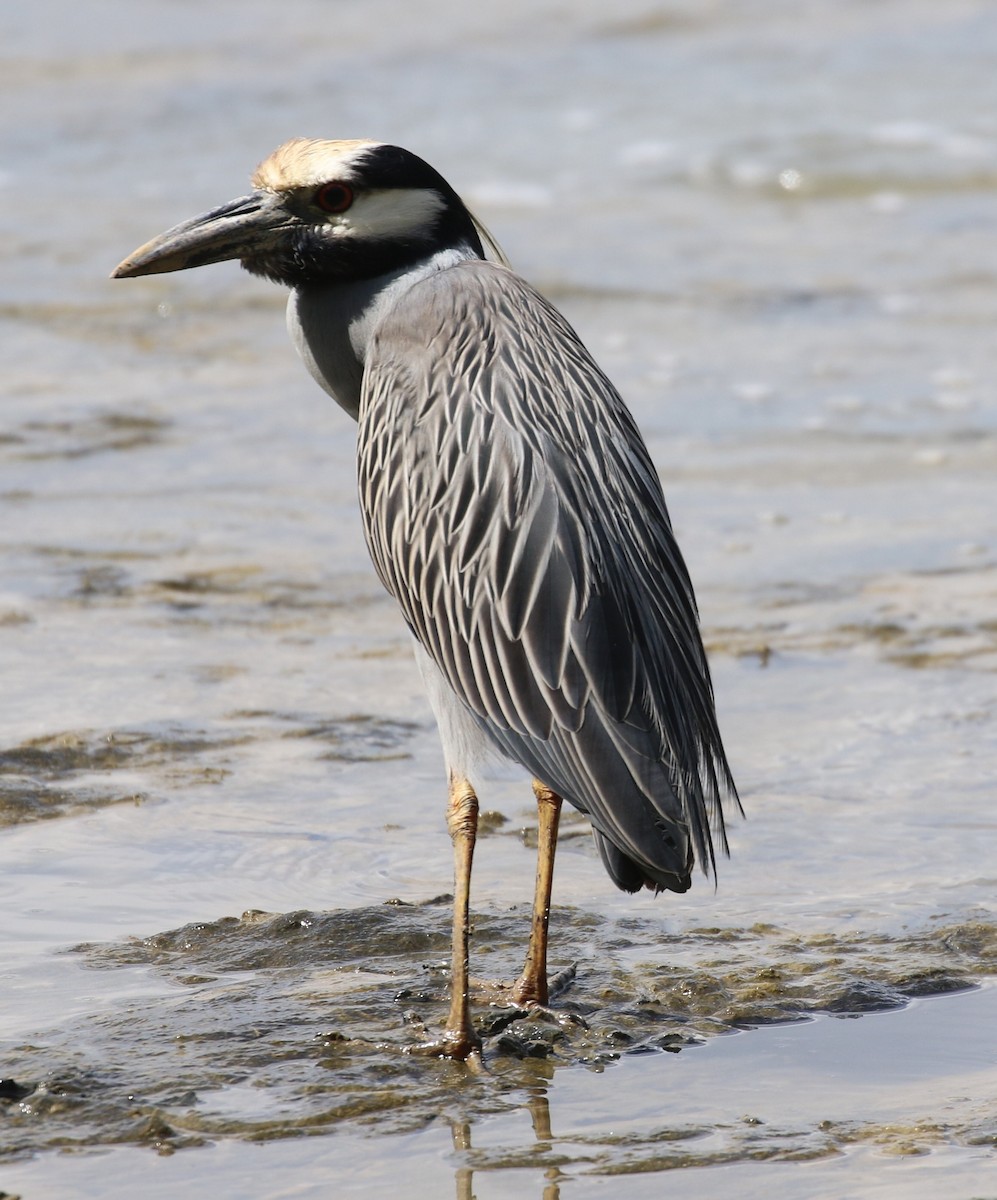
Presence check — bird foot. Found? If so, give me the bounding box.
[404,1030,485,1067]
[482,965,583,1032]
[480,1001,588,1045]
[506,962,578,1008]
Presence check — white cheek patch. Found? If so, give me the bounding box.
[331,188,447,241]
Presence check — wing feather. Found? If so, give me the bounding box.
[357,259,738,887]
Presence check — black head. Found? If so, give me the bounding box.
[113,138,494,286]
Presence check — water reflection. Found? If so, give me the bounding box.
[451,1089,561,1200]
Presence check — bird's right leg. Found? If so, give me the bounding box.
[413,773,482,1062]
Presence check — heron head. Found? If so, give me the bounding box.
[112,139,493,287]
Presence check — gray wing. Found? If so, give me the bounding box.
[356,259,738,890]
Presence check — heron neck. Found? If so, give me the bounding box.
[286,244,480,420]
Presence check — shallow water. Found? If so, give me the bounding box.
[2,0,997,1194]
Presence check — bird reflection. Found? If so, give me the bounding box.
[451,1088,562,1199]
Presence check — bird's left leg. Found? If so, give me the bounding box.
[510,780,563,1006]
[414,773,482,1061]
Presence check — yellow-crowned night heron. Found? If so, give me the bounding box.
[113,139,739,1061]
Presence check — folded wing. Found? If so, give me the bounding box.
[357,259,738,891]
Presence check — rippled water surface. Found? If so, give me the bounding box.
[2,1,996,1196]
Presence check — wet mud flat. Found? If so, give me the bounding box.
[1,622,993,1194]
[2,896,995,1171]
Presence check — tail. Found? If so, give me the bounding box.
[592,826,693,895]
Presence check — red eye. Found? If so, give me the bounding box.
[314,182,354,214]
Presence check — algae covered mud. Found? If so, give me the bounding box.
[3,0,997,1195]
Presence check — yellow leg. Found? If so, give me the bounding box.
[511,781,562,1006]
[443,774,480,1056]
[423,773,481,1061]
